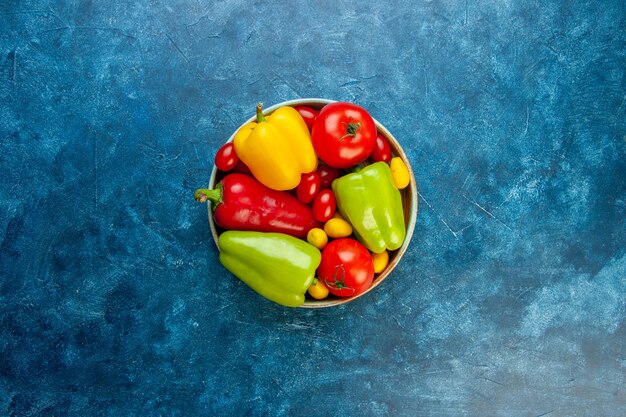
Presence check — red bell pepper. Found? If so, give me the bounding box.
[195,173,321,239]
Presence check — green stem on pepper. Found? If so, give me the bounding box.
[256,102,267,123]
[194,183,223,206]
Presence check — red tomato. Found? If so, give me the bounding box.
[215,142,239,172]
[312,189,336,222]
[311,102,377,169]
[293,106,318,131]
[371,134,392,163]
[317,238,374,297]
[316,165,340,190]
[296,172,321,204]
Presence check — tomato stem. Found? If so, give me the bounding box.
[339,120,361,141]
[322,264,355,293]
[256,102,267,123]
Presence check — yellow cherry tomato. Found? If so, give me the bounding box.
[372,250,389,273]
[308,278,329,300]
[332,211,344,220]
[307,228,328,250]
[390,157,410,189]
[324,218,352,238]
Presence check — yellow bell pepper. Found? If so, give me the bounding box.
[233,103,318,191]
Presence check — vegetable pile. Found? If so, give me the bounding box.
[195,101,411,307]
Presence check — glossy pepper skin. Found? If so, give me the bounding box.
[194,173,320,239]
[234,103,318,191]
[218,231,321,307]
[332,162,406,254]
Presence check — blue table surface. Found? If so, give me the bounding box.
[1,0,625,416]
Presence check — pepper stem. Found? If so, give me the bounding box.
[352,162,368,173]
[256,102,266,123]
[194,183,223,206]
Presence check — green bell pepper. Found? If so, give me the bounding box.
[218,231,321,307]
[332,161,406,254]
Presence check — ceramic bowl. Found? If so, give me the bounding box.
[207,98,418,308]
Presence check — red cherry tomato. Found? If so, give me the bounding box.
[232,160,251,175]
[293,106,318,131]
[312,189,336,222]
[316,165,340,190]
[296,172,321,204]
[311,102,377,169]
[317,238,374,297]
[215,142,239,172]
[371,134,392,163]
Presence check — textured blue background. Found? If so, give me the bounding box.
[1,0,625,416]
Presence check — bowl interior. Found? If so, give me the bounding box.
[207,98,418,308]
